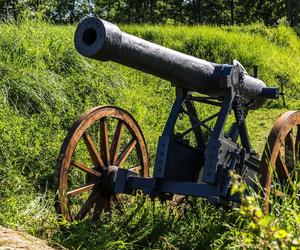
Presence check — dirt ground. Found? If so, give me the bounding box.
[0,226,62,250]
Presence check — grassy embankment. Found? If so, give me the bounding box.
[0,20,300,249]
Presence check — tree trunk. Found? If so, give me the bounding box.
[107,0,111,19]
[5,0,9,19]
[180,0,183,23]
[197,0,201,24]
[150,0,155,24]
[294,0,300,26]
[70,0,76,23]
[230,0,234,25]
[11,0,17,20]
[58,0,63,23]
[286,0,293,25]
[192,0,195,23]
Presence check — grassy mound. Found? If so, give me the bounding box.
[0,20,299,249]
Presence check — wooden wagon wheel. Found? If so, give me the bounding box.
[260,111,300,213]
[54,106,149,221]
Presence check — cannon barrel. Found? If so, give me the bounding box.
[74,17,274,109]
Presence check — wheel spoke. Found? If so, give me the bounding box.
[92,196,105,220]
[110,120,124,165]
[82,131,105,169]
[75,191,101,221]
[115,138,137,166]
[67,182,97,197]
[100,118,110,166]
[276,152,293,184]
[71,160,101,177]
[285,129,296,169]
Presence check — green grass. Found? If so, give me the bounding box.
[0,20,299,249]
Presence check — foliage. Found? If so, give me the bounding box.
[0,0,298,27]
[0,20,299,249]
[215,172,300,249]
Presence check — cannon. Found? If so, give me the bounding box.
[54,17,300,221]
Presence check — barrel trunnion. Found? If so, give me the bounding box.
[55,16,299,221]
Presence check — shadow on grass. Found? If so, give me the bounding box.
[52,196,233,249]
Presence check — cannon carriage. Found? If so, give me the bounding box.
[54,17,300,221]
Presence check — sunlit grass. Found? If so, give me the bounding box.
[0,20,299,249]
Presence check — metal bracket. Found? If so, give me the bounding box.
[202,89,234,184]
[202,66,238,184]
[153,87,186,179]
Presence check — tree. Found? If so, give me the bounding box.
[286,0,300,26]
[0,0,294,27]
[256,0,286,26]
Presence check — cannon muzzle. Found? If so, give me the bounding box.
[75,17,274,109]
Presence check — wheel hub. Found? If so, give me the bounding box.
[90,165,119,195]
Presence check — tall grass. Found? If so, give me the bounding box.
[0,20,299,249]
